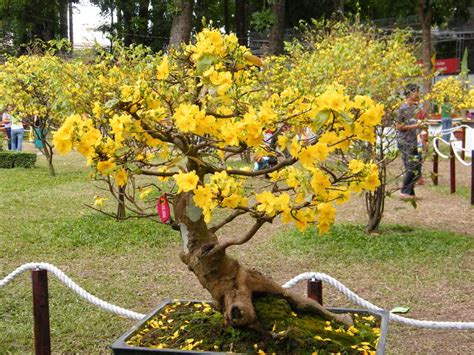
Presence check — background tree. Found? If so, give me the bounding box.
[235,0,248,45]
[168,0,193,46]
[268,0,285,54]
[354,0,471,97]
[0,0,77,55]
[0,48,75,176]
[286,20,423,232]
[51,29,382,329]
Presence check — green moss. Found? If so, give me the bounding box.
[126,296,381,353]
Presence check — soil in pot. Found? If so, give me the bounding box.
[126,296,381,353]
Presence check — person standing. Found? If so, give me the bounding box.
[7,105,24,151]
[396,84,423,199]
[2,106,12,150]
[440,96,453,142]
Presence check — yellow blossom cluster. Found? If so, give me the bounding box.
[286,23,421,112]
[427,76,471,111]
[46,28,384,234]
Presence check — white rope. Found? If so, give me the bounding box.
[432,137,472,166]
[432,136,450,159]
[2,263,474,329]
[0,262,145,320]
[452,145,472,167]
[282,272,474,330]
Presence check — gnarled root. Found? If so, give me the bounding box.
[238,267,354,327]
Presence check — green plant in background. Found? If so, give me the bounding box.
[0,151,37,169]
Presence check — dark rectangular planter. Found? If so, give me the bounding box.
[111,299,389,355]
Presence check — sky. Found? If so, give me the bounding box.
[74,0,109,46]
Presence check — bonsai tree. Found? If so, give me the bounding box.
[53,29,382,328]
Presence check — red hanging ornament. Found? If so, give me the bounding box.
[157,195,171,223]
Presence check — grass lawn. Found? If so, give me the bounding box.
[1,151,473,353]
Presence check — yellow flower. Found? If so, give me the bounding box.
[298,143,329,169]
[53,135,73,155]
[362,165,380,191]
[193,185,215,213]
[174,171,200,193]
[115,168,128,187]
[348,159,365,174]
[139,188,153,200]
[256,191,278,216]
[156,55,169,80]
[310,170,331,196]
[221,194,241,209]
[96,159,116,175]
[93,195,106,207]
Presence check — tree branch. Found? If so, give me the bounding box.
[218,219,267,250]
[218,157,298,177]
[209,210,247,233]
[139,169,177,177]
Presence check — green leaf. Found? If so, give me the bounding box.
[195,54,217,75]
[105,98,119,109]
[313,109,330,129]
[390,306,410,314]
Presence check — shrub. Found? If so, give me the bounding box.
[0,151,37,168]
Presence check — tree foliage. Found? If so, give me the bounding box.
[51,29,382,234]
[0,47,77,175]
[284,19,423,231]
[0,0,76,55]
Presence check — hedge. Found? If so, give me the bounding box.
[0,151,37,168]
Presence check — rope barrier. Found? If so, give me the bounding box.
[432,137,472,166]
[283,272,474,330]
[432,136,450,159]
[452,146,472,167]
[1,263,474,329]
[0,263,145,320]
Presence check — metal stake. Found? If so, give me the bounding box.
[433,140,439,186]
[450,144,456,194]
[307,279,323,305]
[461,126,466,160]
[471,150,474,206]
[32,269,51,355]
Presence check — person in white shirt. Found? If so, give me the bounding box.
[5,104,24,151]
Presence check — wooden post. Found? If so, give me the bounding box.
[433,139,439,186]
[450,144,456,194]
[32,269,51,355]
[471,150,474,206]
[461,126,466,160]
[307,279,323,305]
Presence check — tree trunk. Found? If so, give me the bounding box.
[120,1,134,46]
[138,0,150,44]
[268,0,285,55]
[41,143,56,177]
[68,0,74,48]
[223,0,230,34]
[173,192,353,328]
[116,5,123,40]
[418,0,433,98]
[169,0,194,47]
[59,0,68,40]
[365,183,385,233]
[235,0,248,46]
[364,134,387,233]
[333,0,344,15]
[117,186,126,219]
